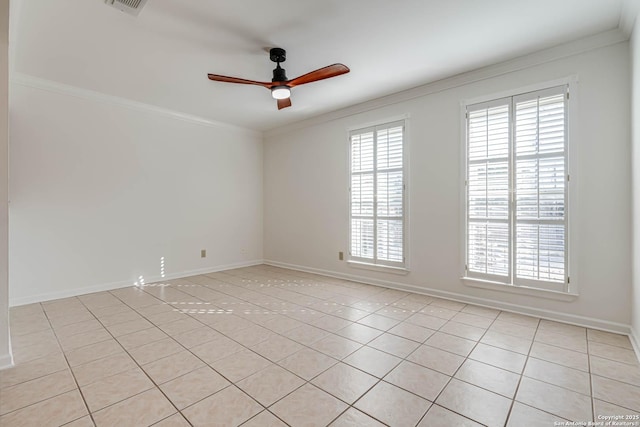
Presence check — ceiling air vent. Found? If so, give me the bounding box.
[104,0,149,16]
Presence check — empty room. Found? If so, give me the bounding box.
[1,0,640,426]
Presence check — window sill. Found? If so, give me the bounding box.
[462,277,578,302]
[348,261,409,275]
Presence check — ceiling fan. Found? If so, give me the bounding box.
[207,48,350,110]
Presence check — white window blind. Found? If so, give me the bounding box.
[350,121,405,267]
[465,86,568,292]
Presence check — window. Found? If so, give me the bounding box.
[464,85,568,292]
[349,120,406,268]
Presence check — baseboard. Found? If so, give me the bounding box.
[0,352,13,370]
[630,327,640,363]
[9,259,264,307]
[264,259,632,336]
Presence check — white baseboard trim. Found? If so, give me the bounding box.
[264,259,632,336]
[630,327,640,364]
[0,353,13,370]
[9,259,264,307]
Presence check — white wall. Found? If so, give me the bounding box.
[9,82,263,305]
[0,0,11,368]
[264,41,632,330]
[631,23,640,349]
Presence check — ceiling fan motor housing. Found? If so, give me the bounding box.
[270,48,288,82]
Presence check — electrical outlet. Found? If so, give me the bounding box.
[339,251,344,261]
[201,249,206,258]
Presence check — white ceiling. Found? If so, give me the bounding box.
[10,0,632,131]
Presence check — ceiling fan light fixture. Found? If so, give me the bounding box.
[271,86,291,100]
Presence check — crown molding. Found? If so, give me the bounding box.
[10,73,261,138]
[264,29,627,139]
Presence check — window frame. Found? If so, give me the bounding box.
[348,119,408,271]
[461,78,577,297]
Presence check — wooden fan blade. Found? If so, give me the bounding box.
[207,74,273,88]
[277,97,292,110]
[287,64,350,87]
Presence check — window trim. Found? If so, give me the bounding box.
[460,76,579,297]
[348,118,408,270]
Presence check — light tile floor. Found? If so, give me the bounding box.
[1,265,639,426]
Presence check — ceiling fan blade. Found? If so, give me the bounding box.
[207,74,273,88]
[277,97,292,110]
[287,64,350,87]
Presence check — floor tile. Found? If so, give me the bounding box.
[436,378,512,427]
[59,329,113,352]
[440,321,485,341]
[357,313,401,331]
[417,404,483,427]
[538,320,586,338]
[241,410,288,427]
[251,334,304,362]
[480,330,532,355]
[0,369,77,415]
[183,386,262,426]
[310,315,352,332]
[160,366,230,409]
[157,317,203,336]
[142,350,205,384]
[65,339,124,367]
[489,320,536,340]
[152,413,192,427]
[407,345,465,375]
[455,358,520,398]
[469,343,527,373]
[461,305,500,319]
[524,357,590,394]
[368,333,420,358]
[80,367,154,412]
[116,327,169,350]
[387,322,434,343]
[420,306,457,320]
[105,318,155,337]
[384,360,450,401]
[407,313,447,329]
[129,337,185,365]
[64,415,96,427]
[450,312,494,329]
[516,377,593,421]
[496,312,540,328]
[211,349,273,383]
[237,364,305,406]
[594,399,640,419]
[355,381,430,427]
[92,388,175,427]
[72,352,137,386]
[172,326,222,349]
[283,324,330,345]
[343,346,402,378]
[590,355,640,385]
[271,383,348,426]
[311,334,362,359]
[0,389,87,427]
[425,332,476,357]
[336,323,384,344]
[535,328,588,353]
[312,362,378,404]
[588,341,639,365]
[588,329,633,349]
[329,407,386,427]
[529,342,589,371]
[0,352,68,388]
[507,402,568,426]
[592,374,640,412]
[278,348,337,380]
[190,335,244,364]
